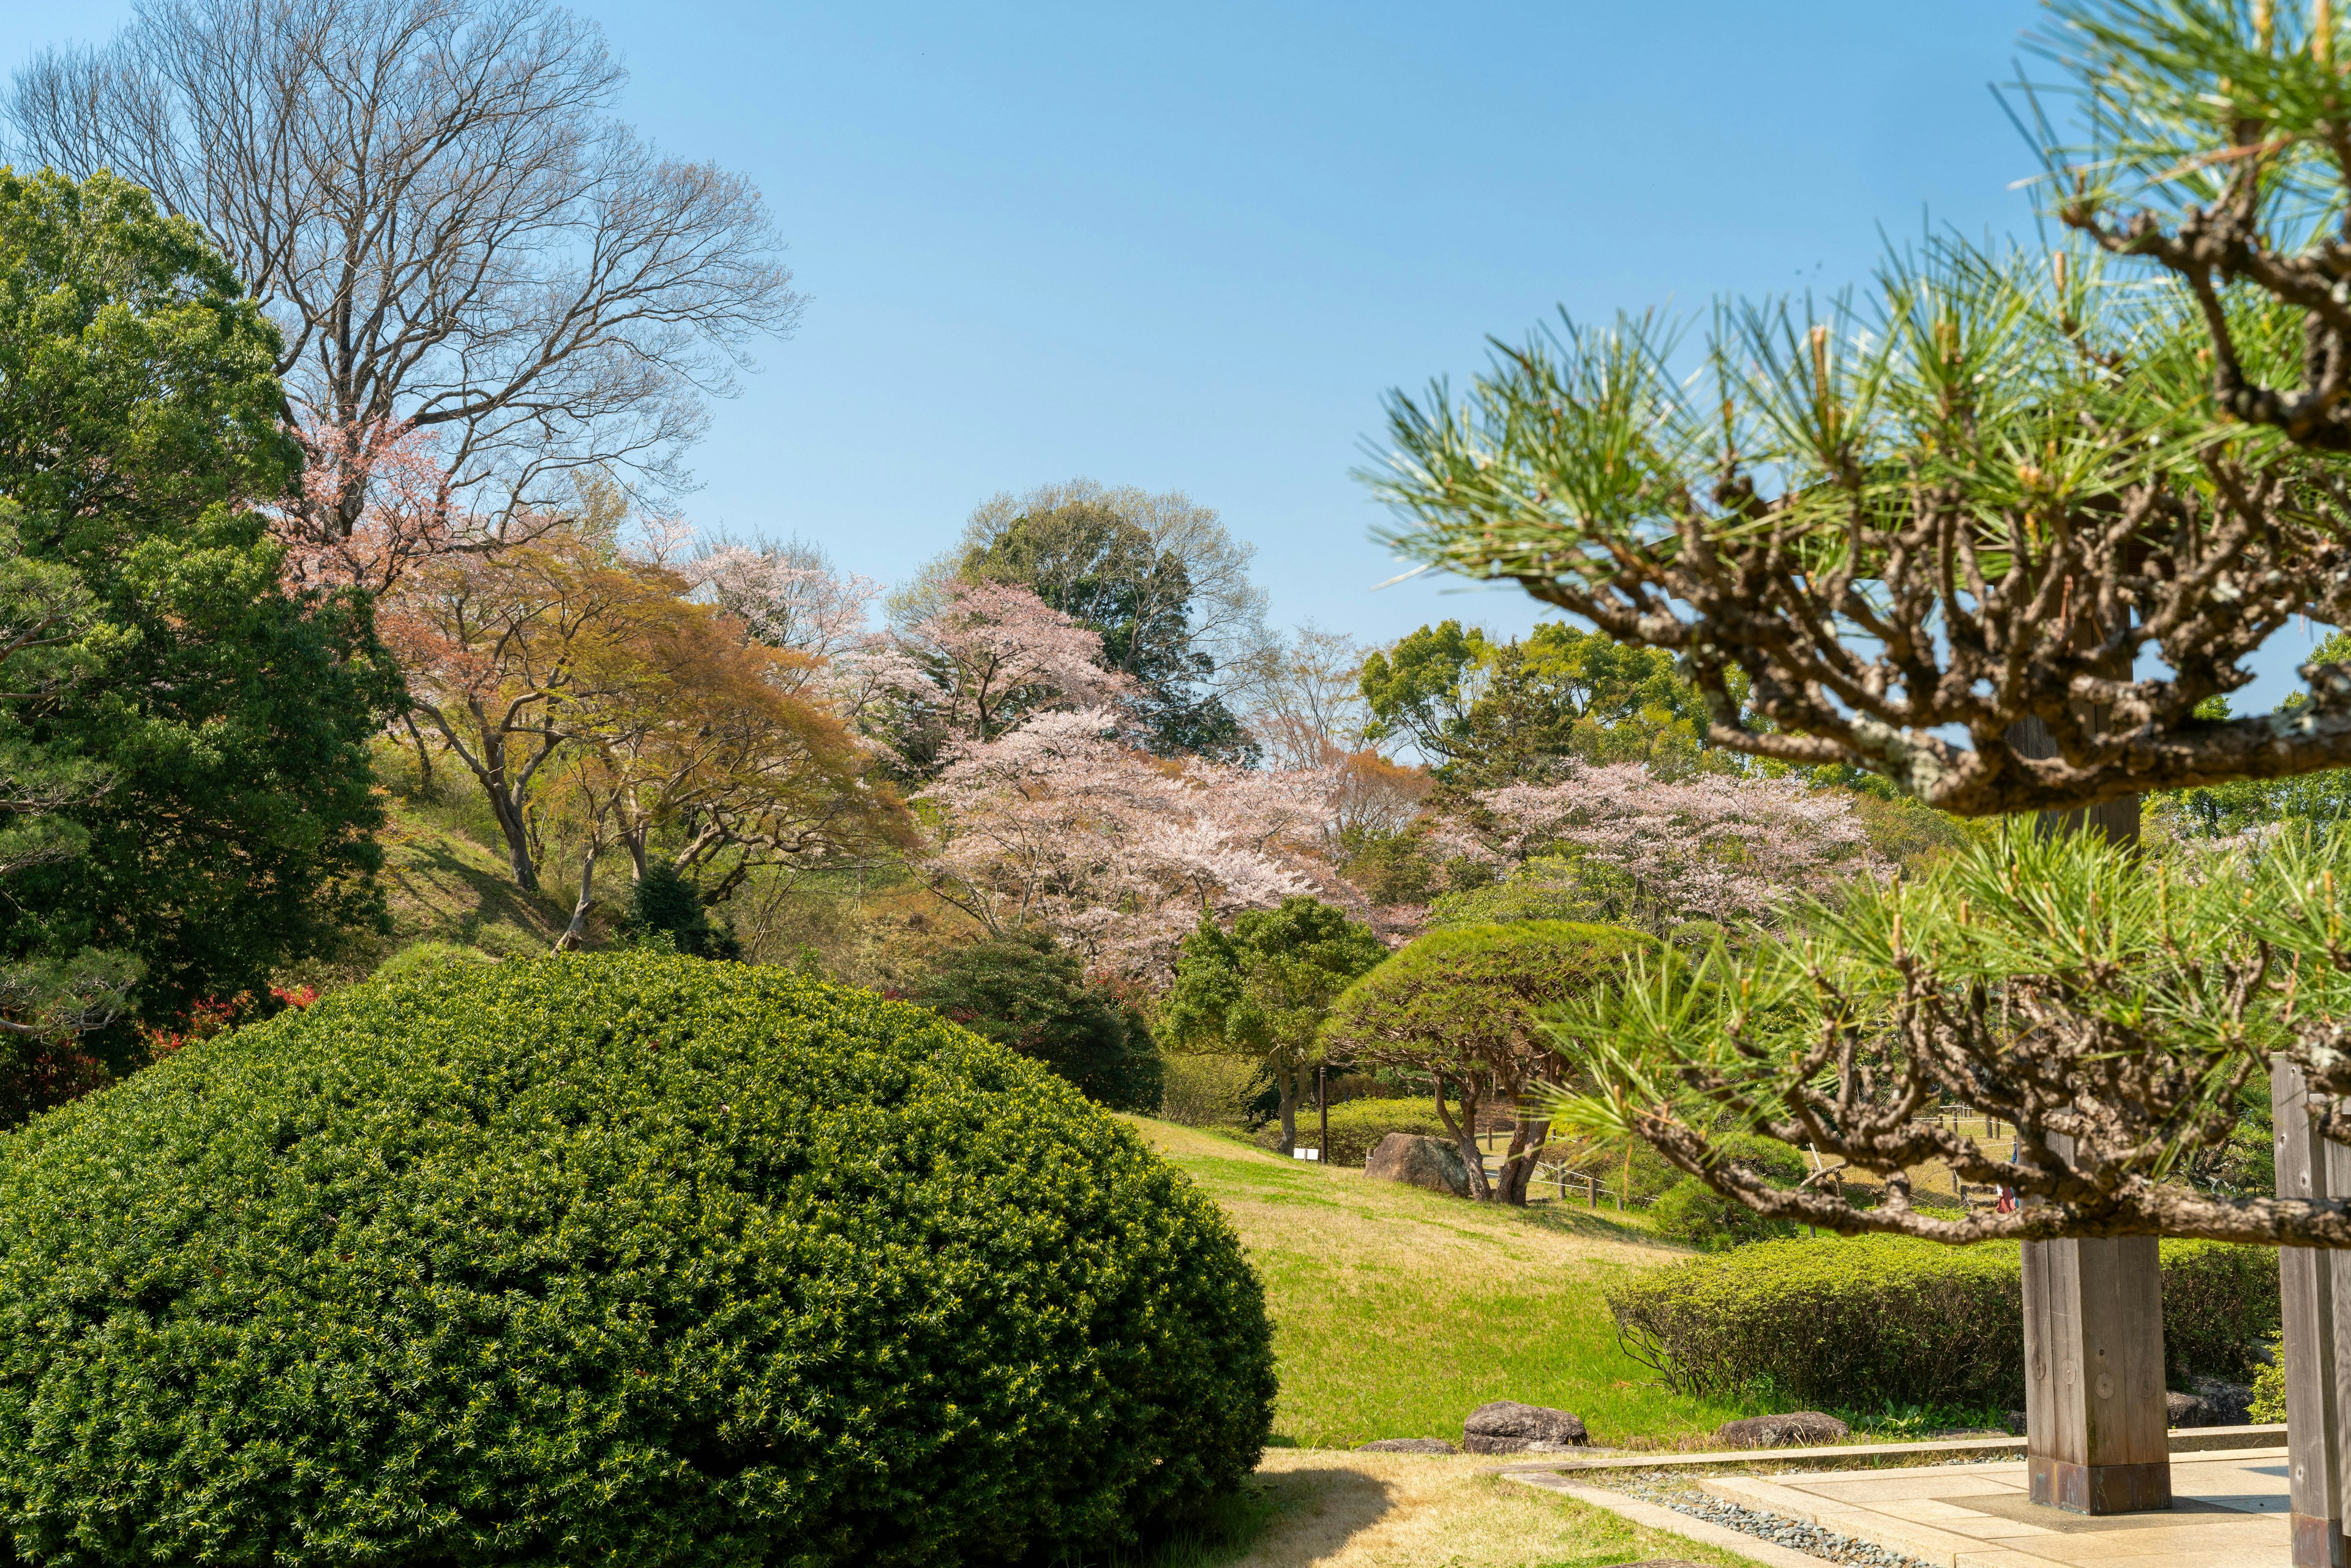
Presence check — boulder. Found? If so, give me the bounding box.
[1461,1399,1588,1454]
[2167,1378,2254,1430]
[1713,1411,1850,1449]
[1365,1133,1471,1198]
[1356,1437,1459,1454]
[2002,1409,2027,1436]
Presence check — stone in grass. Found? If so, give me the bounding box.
[1355,1438,1460,1454]
[1460,1400,1589,1454]
[1714,1411,1850,1449]
[1363,1133,1470,1198]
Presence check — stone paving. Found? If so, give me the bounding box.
[1689,1448,2290,1568]
[1584,1469,1939,1568]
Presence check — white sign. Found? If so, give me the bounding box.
[1292,1147,1321,1161]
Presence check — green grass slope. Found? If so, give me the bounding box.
[1124,1118,1754,1450]
[376,806,574,958]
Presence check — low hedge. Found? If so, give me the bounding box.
[1607,1234,2277,1409]
[0,953,1275,1566]
[1282,1098,1453,1166]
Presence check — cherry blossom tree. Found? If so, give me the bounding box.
[915,708,1362,980]
[873,581,1133,776]
[1440,763,1888,934]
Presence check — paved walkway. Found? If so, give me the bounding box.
[1698,1447,2289,1568]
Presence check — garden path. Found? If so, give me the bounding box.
[1689,1450,2287,1568]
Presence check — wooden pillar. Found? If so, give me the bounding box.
[2022,1223,2173,1512]
[2011,715,2171,1514]
[2276,1057,2351,1567]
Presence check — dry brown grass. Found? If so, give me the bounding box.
[1218,1450,1761,1568]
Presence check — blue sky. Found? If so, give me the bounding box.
[2,0,2325,703]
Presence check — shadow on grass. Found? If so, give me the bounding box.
[1077,1468,1392,1568]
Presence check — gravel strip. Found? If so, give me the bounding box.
[1580,1471,1937,1568]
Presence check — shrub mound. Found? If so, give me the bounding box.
[0,953,1275,1566]
[1608,1235,2276,1409]
[1648,1136,1810,1251]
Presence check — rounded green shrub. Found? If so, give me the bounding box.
[0,953,1275,1566]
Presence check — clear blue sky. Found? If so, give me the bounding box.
[1,0,2323,703]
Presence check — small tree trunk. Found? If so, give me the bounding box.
[488,787,540,892]
[1501,1114,1551,1206]
[401,711,435,789]
[556,836,604,951]
[1434,1079,1492,1201]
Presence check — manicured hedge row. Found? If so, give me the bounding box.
[1607,1234,2276,1409]
[1283,1098,1454,1166]
[0,953,1276,1566]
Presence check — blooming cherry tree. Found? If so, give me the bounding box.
[1443,763,1886,932]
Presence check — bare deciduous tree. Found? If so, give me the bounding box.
[7,0,801,535]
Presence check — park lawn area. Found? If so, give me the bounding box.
[1123,1117,1756,1449]
[1187,1450,1766,1568]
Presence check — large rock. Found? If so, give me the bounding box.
[1356,1438,1459,1454]
[1461,1400,1588,1454]
[1714,1411,1850,1449]
[1365,1133,1471,1198]
[2167,1378,2254,1429]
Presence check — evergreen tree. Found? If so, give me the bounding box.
[0,168,397,1057]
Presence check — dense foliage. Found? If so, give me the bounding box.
[1360,620,1708,784]
[1648,1136,1809,1251]
[623,863,744,961]
[0,166,395,1044]
[0,953,1275,1566]
[1608,1236,2277,1410]
[903,932,1163,1110]
[1161,898,1386,1153]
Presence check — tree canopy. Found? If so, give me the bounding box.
[1160,897,1385,1153]
[0,167,396,1060]
[903,932,1163,1111]
[1360,620,1709,784]
[1324,920,1652,1203]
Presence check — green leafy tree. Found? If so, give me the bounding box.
[1360,620,1713,785]
[1321,921,1652,1203]
[0,167,396,1051]
[1160,896,1385,1154]
[958,486,1264,762]
[621,863,743,961]
[903,932,1163,1110]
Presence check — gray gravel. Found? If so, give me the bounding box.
[1583,1471,1937,1568]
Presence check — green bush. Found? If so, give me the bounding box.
[1285,1098,1455,1166]
[0,953,1274,1566]
[901,932,1163,1111]
[1607,1234,2277,1409]
[1648,1136,1809,1251]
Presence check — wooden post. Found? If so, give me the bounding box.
[2011,714,2170,1514]
[2276,1057,2351,1567]
[1316,1065,1327,1163]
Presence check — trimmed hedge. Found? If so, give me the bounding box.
[1608,1235,2277,1409]
[0,953,1275,1566]
[1283,1098,1455,1166]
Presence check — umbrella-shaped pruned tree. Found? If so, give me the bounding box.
[1322,921,1652,1204]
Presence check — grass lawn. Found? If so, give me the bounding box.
[1138,1450,1766,1568]
[1124,1118,1758,1450]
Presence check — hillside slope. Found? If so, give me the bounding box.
[1124,1117,1752,1449]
